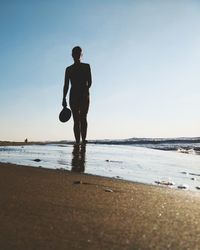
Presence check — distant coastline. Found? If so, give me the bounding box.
[1,137,200,150]
[1,136,200,145]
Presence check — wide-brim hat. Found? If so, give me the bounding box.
[59,107,71,123]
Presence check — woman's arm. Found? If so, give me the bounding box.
[62,68,69,107]
[87,64,92,88]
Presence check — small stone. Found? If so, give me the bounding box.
[104,188,113,193]
[191,177,196,181]
[33,158,41,162]
[196,186,200,190]
[155,180,174,186]
[177,184,188,189]
[189,173,200,176]
[74,180,82,185]
[180,171,187,175]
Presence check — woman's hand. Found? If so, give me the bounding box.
[62,98,67,107]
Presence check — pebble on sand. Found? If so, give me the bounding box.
[177,184,189,190]
[74,180,83,185]
[155,180,174,186]
[33,159,41,162]
[104,188,114,193]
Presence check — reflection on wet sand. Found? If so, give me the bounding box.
[71,144,86,173]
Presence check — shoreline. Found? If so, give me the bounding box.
[0,160,197,193]
[1,143,200,193]
[1,162,200,249]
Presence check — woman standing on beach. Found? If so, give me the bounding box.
[62,46,92,144]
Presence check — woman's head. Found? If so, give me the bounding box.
[72,46,82,61]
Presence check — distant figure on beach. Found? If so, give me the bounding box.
[24,138,28,143]
[62,46,92,144]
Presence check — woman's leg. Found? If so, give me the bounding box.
[80,94,89,143]
[72,110,81,143]
[80,113,87,142]
[70,93,81,143]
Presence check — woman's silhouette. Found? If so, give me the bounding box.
[62,46,92,143]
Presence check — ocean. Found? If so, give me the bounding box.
[0,137,200,192]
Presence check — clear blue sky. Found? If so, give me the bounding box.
[0,0,200,141]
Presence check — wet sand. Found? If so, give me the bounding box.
[1,163,200,249]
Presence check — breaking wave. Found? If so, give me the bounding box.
[89,137,200,154]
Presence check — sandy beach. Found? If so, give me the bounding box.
[1,163,200,249]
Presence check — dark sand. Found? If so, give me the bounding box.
[1,163,200,250]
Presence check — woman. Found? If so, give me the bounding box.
[62,46,92,144]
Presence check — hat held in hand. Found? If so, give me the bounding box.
[59,107,71,123]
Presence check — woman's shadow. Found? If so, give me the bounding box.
[71,144,86,173]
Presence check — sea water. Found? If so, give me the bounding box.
[1,139,200,192]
